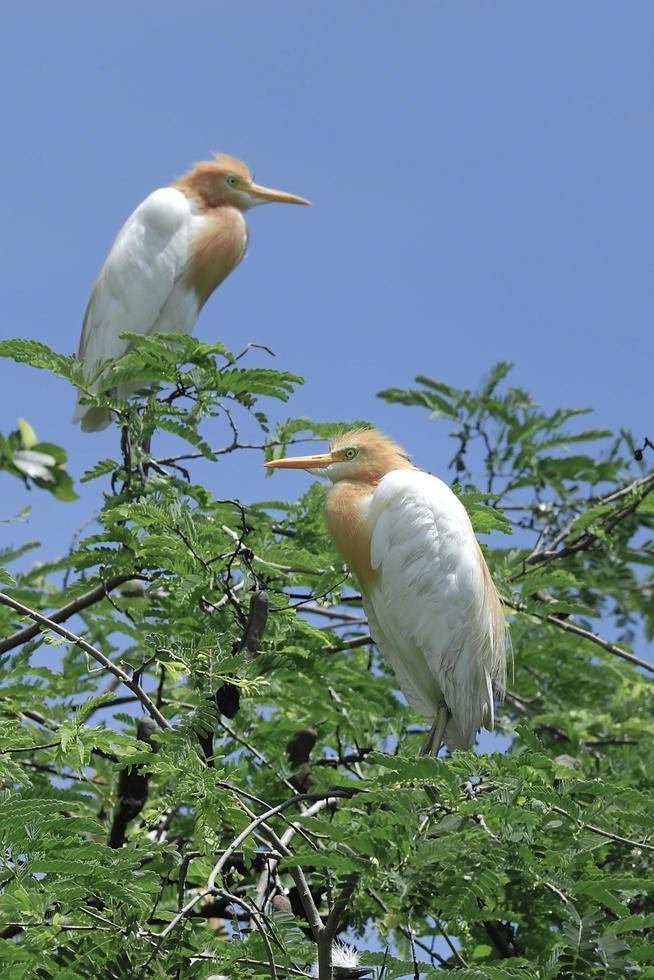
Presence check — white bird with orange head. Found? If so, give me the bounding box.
[266,428,507,756]
[74,152,310,432]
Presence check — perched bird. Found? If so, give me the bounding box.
[266,428,507,755]
[74,152,310,431]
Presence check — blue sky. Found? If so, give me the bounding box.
[1,2,652,578]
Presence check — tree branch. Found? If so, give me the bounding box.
[323,635,373,654]
[550,804,654,852]
[0,573,147,655]
[0,592,170,728]
[503,595,654,674]
[514,470,654,577]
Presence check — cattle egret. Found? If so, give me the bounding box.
[74,152,310,431]
[266,428,507,756]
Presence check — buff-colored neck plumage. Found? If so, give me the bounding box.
[325,429,414,587]
[172,153,250,305]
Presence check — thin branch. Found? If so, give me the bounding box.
[515,470,654,576]
[503,596,654,675]
[3,741,60,754]
[0,573,147,655]
[434,919,468,968]
[254,799,331,910]
[550,804,654,852]
[221,523,327,575]
[207,793,350,894]
[223,890,281,979]
[215,716,300,796]
[323,634,373,654]
[155,435,324,467]
[297,604,366,624]
[0,592,170,728]
[369,892,449,969]
[189,954,308,977]
[148,791,351,959]
[219,795,329,944]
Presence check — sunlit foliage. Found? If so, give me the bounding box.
[0,336,652,978]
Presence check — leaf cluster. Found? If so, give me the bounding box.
[0,343,652,978]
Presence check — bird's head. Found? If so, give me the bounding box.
[174,152,311,210]
[265,427,414,484]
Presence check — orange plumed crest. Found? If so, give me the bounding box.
[212,152,252,180]
[330,427,414,483]
[172,153,252,207]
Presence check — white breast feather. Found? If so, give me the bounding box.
[74,188,200,427]
[364,469,500,749]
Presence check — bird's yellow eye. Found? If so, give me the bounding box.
[226,175,239,188]
[344,448,358,460]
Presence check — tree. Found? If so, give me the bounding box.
[0,336,652,979]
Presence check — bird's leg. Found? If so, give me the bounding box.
[420,699,450,758]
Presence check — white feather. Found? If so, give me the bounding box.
[74,187,201,429]
[363,469,502,749]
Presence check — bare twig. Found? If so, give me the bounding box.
[221,523,326,575]
[0,592,170,729]
[3,741,60,754]
[148,790,352,962]
[0,573,147,655]
[550,804,654,852]
[407,914,420,980]
[323,634,373,654]
[215,716,300,796]
[514,470,654,577]
[503,596,654,675]
[155,435,323,468]
[254,799,332,910]
[297,604,366,624]
[369,891,449,969]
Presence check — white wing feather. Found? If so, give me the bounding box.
[74,187,199,429]
[364,469,502,749]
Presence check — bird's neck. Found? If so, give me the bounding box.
[184,206,248,307]
[325,480,378,588]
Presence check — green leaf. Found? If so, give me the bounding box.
[0,339,84,386]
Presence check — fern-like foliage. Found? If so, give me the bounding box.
[0,344,652,977]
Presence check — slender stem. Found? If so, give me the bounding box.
[0,573,146,655]
[503,596,654,675]
[254,799,331,909]
[323,634,372,653]
[207,792,349,893]
[0,592,170,729]
[550,804,654,852]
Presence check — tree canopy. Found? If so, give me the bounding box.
[0,336,652,979]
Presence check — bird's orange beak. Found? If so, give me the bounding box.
[265,452,333,470]
[247,181,311,206]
